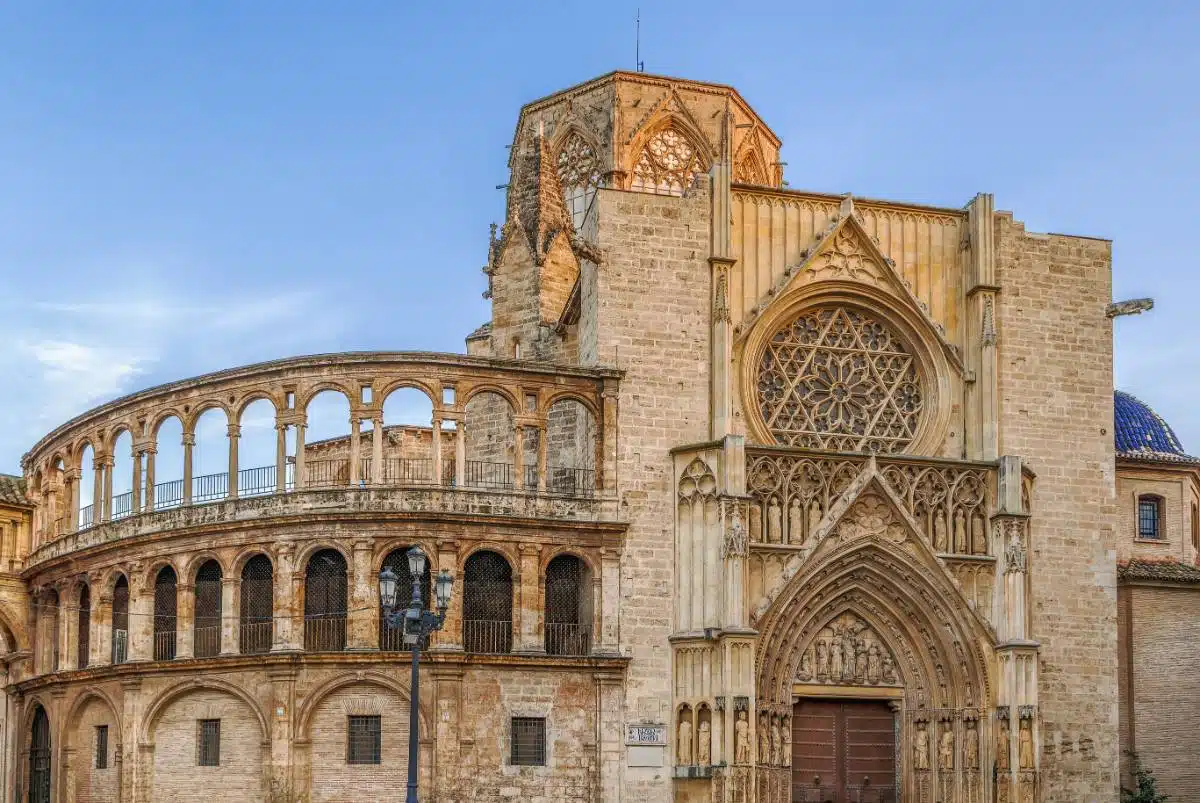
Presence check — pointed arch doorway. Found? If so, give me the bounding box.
[792,697,897,803]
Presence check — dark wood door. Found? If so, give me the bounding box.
[792,699,896,803]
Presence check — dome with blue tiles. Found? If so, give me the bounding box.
[1114,390,1196,463]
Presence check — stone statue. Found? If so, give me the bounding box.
[767,498,782,543]
[954,509,967,553]
[841,636,855,681]
[697,720,711,766]
[788,498,804,545]
[758,716,769,764]
[735,711,750,764]
[867,644,881,684]
[830,635,844,680]
[882,654,897,684]
[771,719,781,766]
[965,719,979,769]
[997,723,1010,770]
[933,510,948,551]
[914,722,930,770]
[782,718,791,767]
[939,726,955,769]
[807,500,822,545]
[1005,527,1026,573]
[798,649,813,681]
[1019,719,1034,769]
[855,639,869,683]
[971,514,987,554]
[678,717,693,765]
[816,640,829,678]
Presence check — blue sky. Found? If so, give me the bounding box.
[1,1,1198,472]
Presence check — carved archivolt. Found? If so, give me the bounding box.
[631,126,706,196]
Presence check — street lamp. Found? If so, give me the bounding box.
[380,547,453,803]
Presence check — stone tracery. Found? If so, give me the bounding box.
[555,131,601,228]
[630,126,706,196]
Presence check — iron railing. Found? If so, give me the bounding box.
[111,491,133,520]
[304,615,347,652]
[306,459,350,489]
[240,620,272,655]
[545,623,590,656]
[153,630,176,661]
[78,504,94,530]
[382,457,435,485]
[193,470,228,503]
[238,465,276,497]
[194,626,221,658]
[464,459,515,489]
[463,619,513,654]
[111,629,128,664]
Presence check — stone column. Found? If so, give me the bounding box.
[348,416,362,485]
[371,415,384,485]
[598,548,620,655]
[93,457,107,524]
[514,425,525,490]
[119,679,142,803]
[100,455,114,521]
[56,584,72,672]
[143,447,157,512]
[595,671,626,803]
[224,576,240,656]
[130,450,143,515]
[516,543,542,652]
[65,468,81,534]
[272,543,300,651]
[430,541,461,651]
[431,418,443,485]
[127,568,152,663]
[176,583,195,659]
[294,423,307,490]
[275,424,288,493]
[182,432,195,506]
[709,257,736,440]
[536,424,548,493]
[600,385,618,494]
[454,420,466,487]
[266,668,297,801]
[227,424,241,500]
[430,667,464,796]
[91,588,110,668]
[348,539,375,650]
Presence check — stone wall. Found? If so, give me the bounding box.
[994,214,1119,799]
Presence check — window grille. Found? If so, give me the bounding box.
[194,561,222,658]
[77,585,90,669]
[29,705,51,803]
[462,551,513,654]
[154,566,178,661]
[304,549,347,651]
[240,554,274,654]
[1138,497,1162,539]
[197,719,221,766]
[510,717,546,766]
[95,725,108,769]
[379,548,431,651]
[346,715,382,765]
[545,555,590,656]
[111,576,129,664]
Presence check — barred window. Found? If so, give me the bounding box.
[77,584,90,669]
[1138,496,1163,539]
[111,575,129,665]
[347,715,382,765]
[462,550,513,654]
[510,717,546,766]
[153,566,178,661]
[95,725,108,769]
[194,560,222,658]
[379,548,431,651]
[240,554,274,654]
[304,549,347,651]
[197,719,221,766]
[544,554,591,656]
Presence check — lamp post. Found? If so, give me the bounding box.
[380,547,453,803]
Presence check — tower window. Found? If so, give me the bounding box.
[1138,496,1163,539]
[510,717,546,766]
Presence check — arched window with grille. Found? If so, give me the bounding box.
[29,704,51,803]
[153,566,177,660]
[1137,495,1164,540]
[544,554,592,656]
[304,549,347,651]
[111,575,129,664]
[462,551,513,654]
[240,554,274,654]
[379,547,431,651]
[194,560,223,658]
[77,584,90,669]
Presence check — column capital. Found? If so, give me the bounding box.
[181,432,196,446]
[227,424,242,438]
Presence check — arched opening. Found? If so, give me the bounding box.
[238,398,278,497]
[78,443,96,529]
[110,429,133,519]
[111,575,129,664]
[194,560,223,658]
[556,130,601,230]
[153,566,177,661]
[380,387,438,485]
[239,555,274,654]
[462,551,513,654]
[630,124,706,196]
[152,415,185,510]
[545,398,598,497]
[303,390,352,488]
[544,554,592,656]
[29,704,51,803]
[463,392,516,490]
[379,547,431,651]
[66,696,118,801]
[304,549,347,651]
[77,584,90,669]
[193,407,230,503]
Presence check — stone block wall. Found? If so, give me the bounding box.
[1115,469,1194,561]
[994,214,1119,799]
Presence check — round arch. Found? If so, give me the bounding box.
[297,383,355,413]
[295,670,431,741]
[376,380,438,410]
[139,678,270,746]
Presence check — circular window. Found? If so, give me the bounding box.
[755,306,924,453]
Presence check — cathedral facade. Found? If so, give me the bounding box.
[0,70,1191,802]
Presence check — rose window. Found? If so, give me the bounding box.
[755,307,924,453]
[631,127,705,196]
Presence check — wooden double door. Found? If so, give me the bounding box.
[792,699,896,803]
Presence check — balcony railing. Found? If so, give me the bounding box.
[463,619,513,654]
[111,629,128,664]
[304,615,347,652]
[194,626,221,658]
[545,622,591,656]
[153,630,176,661]
[240,620,273,655]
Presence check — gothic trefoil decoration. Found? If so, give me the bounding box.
[756,307,924,453]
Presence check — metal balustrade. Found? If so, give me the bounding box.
[303,615,347,652]
[239,621,272,655]
[153,630,176,661]
[544,622,591,656]
[193,626,221,658]
[462,619,513,654]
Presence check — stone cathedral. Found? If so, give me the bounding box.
[2,69,1197,803]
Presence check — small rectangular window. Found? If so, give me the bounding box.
[347,715,382,765]
[510,717,546,766]
[1138,497,1162,539]
[197,719,221,766]
[95,725,108,769]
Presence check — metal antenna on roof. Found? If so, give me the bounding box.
[636,9,645,72]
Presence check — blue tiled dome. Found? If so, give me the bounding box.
[1114,390,1193,462]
